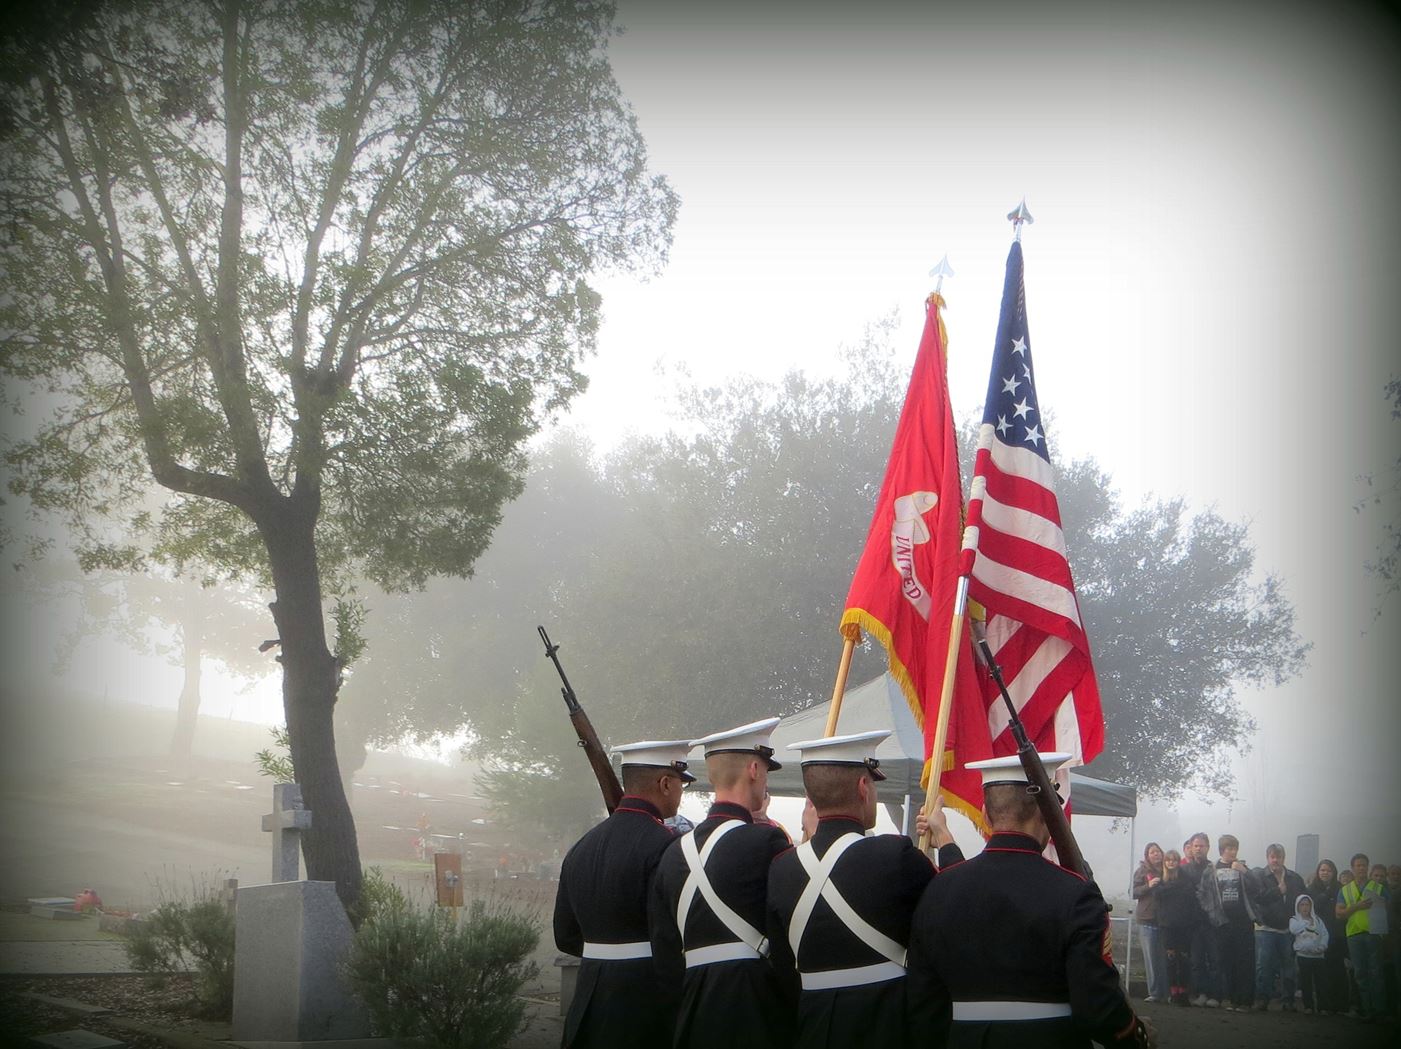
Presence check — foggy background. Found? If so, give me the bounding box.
[2,0,1399,903]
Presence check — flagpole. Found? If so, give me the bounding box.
[916,574,968,852]
[823,633,858,737]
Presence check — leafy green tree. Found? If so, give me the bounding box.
[358,318,1305,829]
[1052,458,1307,796]
[0,0,675,908]
[57,553,272,757]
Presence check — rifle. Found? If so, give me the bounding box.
[538,626,623,814]
[970,624,1089,880]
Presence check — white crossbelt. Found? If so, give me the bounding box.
[952,1000,1073,1022]
[677,818,770,965]
[581,940,652,960]
[800,961,906,991]
[787,833,908,989]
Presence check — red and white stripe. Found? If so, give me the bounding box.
[961,425,1105,773]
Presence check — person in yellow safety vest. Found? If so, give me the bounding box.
[1336,853,1387,1022]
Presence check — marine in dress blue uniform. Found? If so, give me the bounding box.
[554,740,693,1048]
[649,718,795,1049]
[765,730,965,1048]
[906,753,1152,1049]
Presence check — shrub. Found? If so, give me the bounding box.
[126,895,236,1018]
[349,865,410,927]
[345,898,541,1049]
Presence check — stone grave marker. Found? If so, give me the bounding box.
[260,782,311,882]
[27,896,84,921]
[231,783,368,1041]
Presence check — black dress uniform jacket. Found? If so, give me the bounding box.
[554,795,678,1048]
[765,816,964,1048]
[906,831,1141,1049]
[650,801,794,1049]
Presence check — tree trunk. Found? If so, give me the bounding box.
[261,503,362,914]
[170,618,201,759]
[335,719,369,805]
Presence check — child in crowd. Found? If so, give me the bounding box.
[1291,894,1330,1014]
[1157,849,1198,1005]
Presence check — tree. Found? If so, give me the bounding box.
[0,0,676,909]
[1052,458,1307,796]
[362,317,1306,825]
[63,563,272,757]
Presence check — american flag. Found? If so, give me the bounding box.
[960,240,1104,779]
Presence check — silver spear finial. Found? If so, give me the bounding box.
[1007,198,1034,241]
[928,254,954,294]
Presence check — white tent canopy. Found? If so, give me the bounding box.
[767,674,1136,819]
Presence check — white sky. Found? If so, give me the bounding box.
[13,0,1400,882]
[561,0,1401,871]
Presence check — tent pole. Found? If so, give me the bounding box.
[823,634,858,737]
[901,793,912,837]
[1124,818,1135,992]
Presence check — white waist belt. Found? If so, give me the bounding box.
[685,941,763,967]
[582,940,652,960]
[801,960,906,991]
[952,1000,1073,1022]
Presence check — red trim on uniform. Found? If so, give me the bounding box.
[708,801,755,823]
[983,831,1043,853]
[1113,1014,1139,1040]
[1039,854,1088,882]
[614,796,665,826]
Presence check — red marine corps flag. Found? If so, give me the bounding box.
[839,293,991,830]
[961,238,1105,792]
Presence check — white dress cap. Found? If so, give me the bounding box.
[786,730,891,781]
[692,717,783,770]
[965,752,1072,789]
[611,740,697,783]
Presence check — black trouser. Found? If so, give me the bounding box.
[1163,924,1193,1001]
[1298,955,1325,1010]
[1214,919,1255,1007]
[1320,935,1350,1012]
[1190,921,1219,997]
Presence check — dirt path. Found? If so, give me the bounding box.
[1134,997,1397,1048]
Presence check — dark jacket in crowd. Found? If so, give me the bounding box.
[1155,871,1201,931]
[1198,860,1260,927]
[1177,857,1211,927]
[1252,866,1307,931]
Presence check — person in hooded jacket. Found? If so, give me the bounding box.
[1290,893,1330,1014]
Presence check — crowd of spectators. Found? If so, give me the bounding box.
[1131,833,1399,1024]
